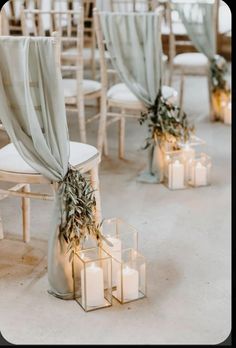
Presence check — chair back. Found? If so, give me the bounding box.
[93,8,109,93]
[1,0,38,35]
[108,0,158,12]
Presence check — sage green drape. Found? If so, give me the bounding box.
[0,36,73,299]
[173,0,216,58]
[100,12,163,107]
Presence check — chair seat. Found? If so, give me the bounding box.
[0,142,98,175]
[173,53,208,69]
[63,79,101,99]
[107,83,178,107]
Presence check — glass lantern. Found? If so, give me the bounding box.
[223,100,231,125]
[112,248,146,304]
[163,150,187,190]
[101,218,138,288]
[188,153,212,187]
[212,89,230,121]
[72,247,112,312]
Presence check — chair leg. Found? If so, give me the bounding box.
[103,127,109,157]
[119,111,126,159]
[207,74,214,121]
[97,93,107,155]
[78,98,87,143]
[168,61,173,86]
[91,57,96,81]
[179,73,185,113]
[0,211,3,240]
[22,184,30,243]
[90,165,102,225]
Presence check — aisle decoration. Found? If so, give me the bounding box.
[59,166,104,260]
[139,90,194,183]
[174,1,231,123]
[73,247,113,312]
[72,217,146,311]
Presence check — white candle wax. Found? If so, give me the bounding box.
[193,162,207,186]
[181,145,195,180]
[164,155,171,178]
[81,263,104,307]
[117,266,139,301]
[103,236,122,287]
[168,160,185,189]
[224,102,231,125]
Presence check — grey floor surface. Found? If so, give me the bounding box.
[0,73,231,344]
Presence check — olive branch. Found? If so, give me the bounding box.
[59,166,111,262]
[139,91,194,149]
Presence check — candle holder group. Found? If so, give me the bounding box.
[162,136,212,190]
[72,218,146,312]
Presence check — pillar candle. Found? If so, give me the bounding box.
[168,160,185,189]
[164,155,171,178]
[117,266,139,302]
[103,236,122,287]
[81,263,104,307]
[193,162,207,187]
[224,102,231,125]
[181,145,195,180]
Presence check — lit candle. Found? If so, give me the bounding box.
[181,145,195,180]
[168,159,185,189]
[164,155,171,178]
[224,102,231,125]
[81,263,105,307]
[117,266,139,301]
[192,162,207,187]
[103,236,122,287]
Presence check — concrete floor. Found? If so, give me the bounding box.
[0,73,231,344]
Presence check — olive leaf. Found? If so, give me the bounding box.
[210,55,229,93]
[139,90,194,149]
[59,166,103,255]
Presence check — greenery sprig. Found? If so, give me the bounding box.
[210,54,229,93]
[139,91,194,149]
[59,166,107,261]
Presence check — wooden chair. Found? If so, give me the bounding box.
[1,0,38,35]
[94,8,178,159]
[21,7,105,148]
[50,0,99,80]
[0,33,101,242]
[166,0,219,119]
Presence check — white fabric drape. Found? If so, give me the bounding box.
[0,36,74,299]
[173,0,216,59]
[100,11,163,107]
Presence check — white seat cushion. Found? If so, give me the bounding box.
[107,83,177,107]
[107,83,143,108]
[63,79,101,98]
[0,142,98,174]
[173,52,208,68]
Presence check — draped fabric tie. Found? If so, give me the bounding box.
[173,1,229,94]
[0,36,105,300]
